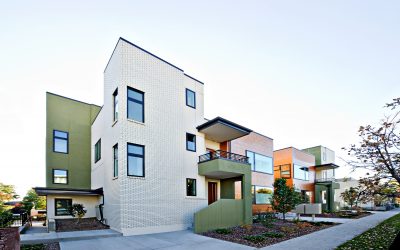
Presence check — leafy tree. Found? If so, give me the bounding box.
[340,187,359,208]
[69,204,87,224]
[344,97,400,185]
[0,183,18,207]
[270,178,302,220]
[22,189,46,213]
[0,210,14,227]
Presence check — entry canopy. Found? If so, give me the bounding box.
[34,187,103,196]
[314,163,340,170]
[197,117,252,143]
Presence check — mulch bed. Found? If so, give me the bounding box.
[55,217,109,232]
[301,211,372,219]
[21,242,60,250]
[202,220,337,248]
[0,227,20,250]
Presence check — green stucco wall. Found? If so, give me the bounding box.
[194,199,244,233]
[303,146,322,165]
[46,93,101,189]
[196,159,252,232]
[315,183,339,212]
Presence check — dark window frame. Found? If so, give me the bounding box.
[246,150,273,174]
[113,88,118,122]
[186,178,197,196]
[55,198,72,216]
[127,87,145,123]
[252,185,273,205]
[53,130,69,154]
[113,143,118,178]
[94,139,101,163]
[127,143,145,177]
[293,164,310,181]
[186,133,196,152]
[52,169,68,184]
[185,88,196,109]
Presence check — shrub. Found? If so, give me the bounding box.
[215,228,232,234]
[280,226,296,233]
[69,204,87,223]
[243,235,265,243]
[0,210,14,228]
[262,232,284,238]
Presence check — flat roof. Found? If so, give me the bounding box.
[34,187,103,196]
[197,117,252,143]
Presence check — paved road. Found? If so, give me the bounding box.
[261,209,400,250]
[60,230,253,250]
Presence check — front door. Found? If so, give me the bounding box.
[208,182,218,205]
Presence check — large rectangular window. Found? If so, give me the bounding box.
[55,198,72,216]
[53,169,68,184]
[94,139,101,163]
[113,144,118,178]
[127,87,144,123]
[185,89,196,108]
[186,133,196,152]
[252,186,273,204]
[127,143,144,177]
[293,164,309,180]
[246,151,273,174]
[186,178,197,196]
[53,130,68,153]
[113,88,118,122]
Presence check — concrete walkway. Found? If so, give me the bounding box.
[60,230,252,250]
[21,229,122,245]
[261,208,400,250]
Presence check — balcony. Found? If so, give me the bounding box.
[316,177,336,182]
[198,150,250,180]
[199,150,249,164]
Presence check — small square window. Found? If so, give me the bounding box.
[53,130,68,154]
[55,198,72,216]
[53,169,68,184]
[186,89,196,108]
[127,87,144,123]
[186,133,196,152]
[186,178,196,196]
[127,143,145,177]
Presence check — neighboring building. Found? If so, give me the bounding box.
[230,132,275,213]
[273,147,316,203]
[335,178,374,209]
[303,146,340,212]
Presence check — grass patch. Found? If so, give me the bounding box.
[215,228,232,235]
[336,213,400,250]
[21,244,45,250]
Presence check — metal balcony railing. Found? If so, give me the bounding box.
[316,177,336,182]
[198,150,249,164]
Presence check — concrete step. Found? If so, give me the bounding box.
[21,229,122,245]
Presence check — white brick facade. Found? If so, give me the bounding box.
[92,39,208,235]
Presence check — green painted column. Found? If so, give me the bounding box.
[243,172,252,225]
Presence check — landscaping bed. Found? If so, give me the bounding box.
[55,217,109,232]
[21,242,60,250]
[301,211,371,219]
[202,219,338,248]
[336,213,400,250]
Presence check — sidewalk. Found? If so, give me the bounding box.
[20,229,122,245]
[261,208,400,250]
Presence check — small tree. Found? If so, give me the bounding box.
[22,189,46,214]
[69,204,87,224]
[340,187,358,208]
[270,178,302,220]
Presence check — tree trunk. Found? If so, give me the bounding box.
[283,212,286,220]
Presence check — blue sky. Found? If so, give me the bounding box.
[1,0,399,196]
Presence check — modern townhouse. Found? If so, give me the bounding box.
[273,147,316,203]
[303,146,340,212]
[35,37,276,235]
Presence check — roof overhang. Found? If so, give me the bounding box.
[314,163,340,170]
[33,187,103,196]
[197,117,252,143]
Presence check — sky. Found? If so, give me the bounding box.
[0,0,399,197]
